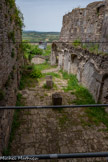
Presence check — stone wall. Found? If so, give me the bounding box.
[51,0,108,103]
[59,0,108,52]
[100,0,108,52]
[0,0,24,155]
[51,43,108,104]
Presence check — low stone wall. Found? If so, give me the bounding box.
[51,43,108,104]
[0,0,24,155]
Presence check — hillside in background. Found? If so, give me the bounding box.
[22,31,60,42]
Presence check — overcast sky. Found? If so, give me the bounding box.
[15,0,103,32]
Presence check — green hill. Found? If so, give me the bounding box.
[22,31,60,43]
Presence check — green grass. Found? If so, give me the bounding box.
[34,62,52,71]
[73,86,95,105]
[19,64,41,90]
[19,62,56,90]
[19,75,37,90]
[60,70,108,128]
[59,70,69,79]
[43,72,61,78]
[16,93,25,106]
[60,70,79,91]
[72,39,81,47]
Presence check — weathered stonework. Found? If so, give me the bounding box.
[59,0,108,52]
[100,0,108,52]
[51,43,108,104]
[0,0,24,155]
[51,0,108,104]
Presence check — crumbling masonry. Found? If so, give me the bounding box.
[51,0,108,104]
[0,0,23,155]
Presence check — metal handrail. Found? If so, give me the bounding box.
[1,104,108,161]
[1,152,108,161]
[0,104,108,109]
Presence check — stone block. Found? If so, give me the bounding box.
[46,80,53,89]
[52,93,62,105]
[46,75,52,80]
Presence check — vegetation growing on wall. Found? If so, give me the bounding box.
[60,70,108,128]
[72,39,108,55]
[72,39,81,47]
[6,0,15,8]
[6,0,24,29]
[14,7,24,29]
[8,31,15,43]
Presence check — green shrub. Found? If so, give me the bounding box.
[14,8,24,28]
[29,46,43,55]
[6,0,24,29]
[73,39,81,47]
[60,70,79,91]
[26,65,34,70]
[30,69,42,78]
[43,45,51,56]
[73,86,95,105]
[6,0,15,8]
[19,65,42,90]
[28,54,32,62]
[88,44,99,53]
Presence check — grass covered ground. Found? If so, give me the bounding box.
[60,70,108,128]
[4,63,108,156]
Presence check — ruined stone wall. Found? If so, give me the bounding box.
[100,0,108,52]
[0,0,24,155]
[60,1,105,43]
[59,0,108,52]
[52,0,108,103]
[51,43,108,104]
